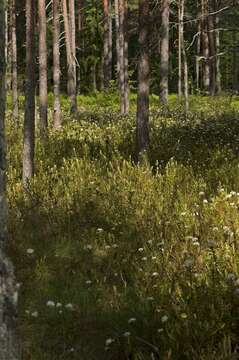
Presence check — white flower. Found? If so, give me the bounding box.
[212,227,219,232]
[152,256,157,260]
[157,328,164,333]
[152,272,159,277]
[112,244,119,249]
[56,302,62,308]
[161,315,168,323]
[227,273,236,281]
[105,338,115,346]
[147,240,153,245]
[203,199,208,204]
[199,191,205,197]
[84,245,92,250]
[105,245,111,250]
[46,301,55,307]
[85,280,92,285]
[65,303,74,310]
[147,296,154,301]
[128,318,136,324]
[26,248,34,255]
[97,228,103,233]
[123,331,131,337]
[138,248,144,252]
[31,311,38,318]
[142,257,147,261]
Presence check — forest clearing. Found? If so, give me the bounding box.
[1,0,239,359]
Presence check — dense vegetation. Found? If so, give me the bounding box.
[7,95,239,359]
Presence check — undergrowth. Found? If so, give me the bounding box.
[7,94,239,359]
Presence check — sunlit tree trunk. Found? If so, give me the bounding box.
[160,0,170,105]
[195,0,201,92]
[103,0,111,91]
[23,0,36,186]
[0,3,19,358]
[62,0,77,113]
[214,6,221,94]
[10,0,18,122]
[178,0,182,97]
[53,0,61,128]
[69,0,77,97]
[136,0,149,161]
[115,0,120,88]
[38,0,48,136]
[201,0,210,93]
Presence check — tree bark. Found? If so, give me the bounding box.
[178,0,182,97]
[160,0,170,105]
[38,0,48,135]
[10,0,18,123]
[115,0,120,89]
[23,0,36,186]
[136,0,150,161]
[0,1,18,358]
[103,0,112,91]
[201,0,210,93]
[123,0,129,113]
[62,0,77,113]
[214,7,221,94]
[53,0,61,128]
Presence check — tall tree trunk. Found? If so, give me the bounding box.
[23,0,36,186]
[181,0,189,113]
[62,0,77,113]
[136,0,150,161]
[196,0,201,92]
[123,0,129,113]
[10,0,18,122]
[103,0,110,91]
[160,0,170,105]
[69,0,77,96]
[53,0,61,128]
[0,2,18,358]
[38,0,48,136]
[214,6,221,94]
[208,1,216,95]
[178,0,182,97]
[115,0,120,89]
[119,0,125,112]
[201,0,210,93]
[5,5,12,92]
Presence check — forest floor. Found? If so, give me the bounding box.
[7,94,239,359]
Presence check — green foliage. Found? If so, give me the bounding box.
[7,94,239,359]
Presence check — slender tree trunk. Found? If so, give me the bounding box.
[196,0,201,92]
[103,0,110,91]
[136,0,150,161]
[178,0,182,97]
[115,0,120,89]
[123,0,129,113]
[10,0,18,122]
[160,0,170,105]
[0,2,19,357]
[69,0,77,95]
[214,6,221,94]
[181,1,189,114]
[5,5,12,92]
[23,0,36,186]
[201,0,210,93]
[53,0,61,128]
[38,0,48,136]
[208,0,216,95]
[62,0,77,113]
[119,0,125,112]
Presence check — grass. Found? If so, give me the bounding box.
[6,94,239,359]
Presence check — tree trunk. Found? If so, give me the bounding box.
[136,0,150,161]
[178,0,182,97]
[62,0,77,113]
[115,0,120,88]
[123,0,129,113]
[10,0,18,123]
[208,1,216,95]
[103,0,112,91]
[0,2,18,358]
[23,0,36,186]
[196,2,201,92]
[38,0,48,135]
[181,0,189,114]
[160,0,170,105]
[69,0,77,96]
[53,0,61,128]
[214,6,221,94]
[201,0,210,93]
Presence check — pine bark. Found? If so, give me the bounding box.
[23,0,36,186]
[160,0,170,105]
[123,0,129,113]
[201,0,210,93]
[103,0,112,91]
[178,0,182,97]
[62,0,77,113]
[136,0,150,161]
[53,0,61,128]
[10,0,18,123]
[0,1,18,358]
[38,0,48,135]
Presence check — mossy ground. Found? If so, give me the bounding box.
[7,94,239,359]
